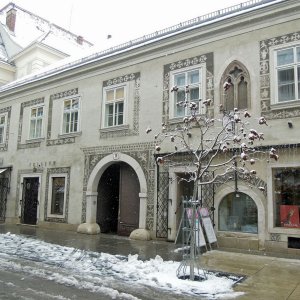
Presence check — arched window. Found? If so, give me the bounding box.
[218,192,258,233]
[221,62,250,112]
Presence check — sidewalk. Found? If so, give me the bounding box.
[1,224,300,299]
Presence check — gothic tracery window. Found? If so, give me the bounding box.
[221,62,250,112]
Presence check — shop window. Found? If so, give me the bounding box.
[273,168,300,228]
[49,176,66,216]
[218,192,258,233]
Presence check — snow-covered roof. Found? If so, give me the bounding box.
[0,2,93,62]
[0,0,285,94]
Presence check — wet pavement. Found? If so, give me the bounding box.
[1,224,300,299]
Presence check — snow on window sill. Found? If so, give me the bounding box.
[58,131,82,139]
[270,100,300,111]
[26,137,45,143]
[100,125,129,133]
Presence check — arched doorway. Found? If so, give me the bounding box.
[218,192,258,234]
[78,153,149,239]
[97,162,140,236]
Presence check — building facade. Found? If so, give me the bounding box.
[0,0,300,256]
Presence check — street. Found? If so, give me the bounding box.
[0,232,225,300]
[0,250,193,300]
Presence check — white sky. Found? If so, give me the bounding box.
[1,0,245,47]
[0,233,244,298]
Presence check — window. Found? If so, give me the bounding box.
[29,106,43,139]
[273,168,300,228]
[221,64,249,111]
[171,68,204,118]
[62,98,80,134]
[0,114,7,144]
[103,86,125,127]
[50,176,66,216]
[218,192,258,233]
[275,46,300,103]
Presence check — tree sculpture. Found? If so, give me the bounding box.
[146,81,278,281]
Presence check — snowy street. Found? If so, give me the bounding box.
[0,233,242,299]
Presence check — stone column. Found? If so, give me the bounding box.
[129,192,151,240]
[77,192,100,234]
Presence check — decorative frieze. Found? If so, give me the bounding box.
[50,88,78,101]
[103,73,139,87]
[46,137,76,146]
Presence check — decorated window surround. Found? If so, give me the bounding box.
[100,72,140,139]
[260,31,300,119]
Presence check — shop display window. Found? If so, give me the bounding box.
[274,168,300,228]
[218,192,258,233]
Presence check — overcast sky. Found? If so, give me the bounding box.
[2,0,246,47]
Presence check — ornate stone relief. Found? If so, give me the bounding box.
[260,31,300,119]
[17,98,44,150]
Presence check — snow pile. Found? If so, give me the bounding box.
[0,233,244,299]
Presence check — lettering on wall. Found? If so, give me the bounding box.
[29,161,56,168]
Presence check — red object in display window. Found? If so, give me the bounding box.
[280,205,300,228]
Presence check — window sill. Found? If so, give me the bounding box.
[270,100,300,111]
[25,137,45,144]
[169,117,184,125]
[169,114,205,125]
[100,125,129,133]
[47,214,65,219]
[269,227,300,235]
[217,231,258,237]
[58,132,82,139]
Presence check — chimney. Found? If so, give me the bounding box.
[77,35,83,45]
[6,7,17,32]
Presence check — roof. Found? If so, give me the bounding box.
[0,2,93,62]
[0,0,286,94]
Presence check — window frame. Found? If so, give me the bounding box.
[0,113,7,144]
[61,97,81,135]
[169,65,206,120]
[47,173,67,218]
[268,163,300,234]
[271,43,300,105]
[102,83,128,128]
[218,192,258,234]
[28,105,44,140]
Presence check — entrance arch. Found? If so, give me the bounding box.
[77,153,150,239]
